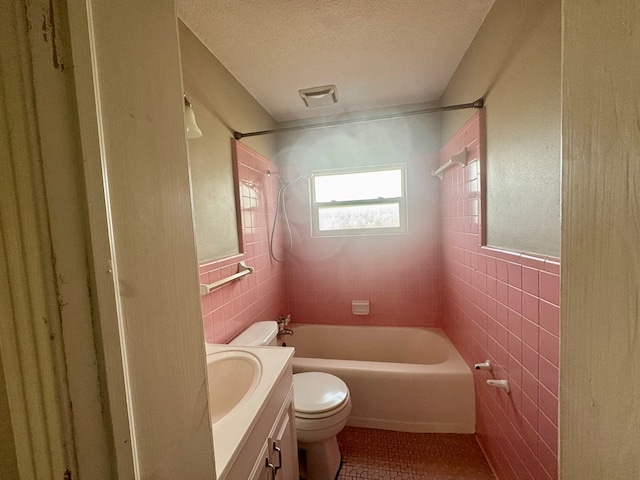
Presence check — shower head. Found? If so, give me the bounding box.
[266,169,287,186]
[266,169,313,186]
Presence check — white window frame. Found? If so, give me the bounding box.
[310,164,408,237]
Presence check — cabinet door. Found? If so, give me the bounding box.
[269,398,299,480]
[249,441,274,480]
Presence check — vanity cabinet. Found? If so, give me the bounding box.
[249,390,297,480]
[221,366,298,480]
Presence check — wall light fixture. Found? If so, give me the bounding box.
[183,95,202,138]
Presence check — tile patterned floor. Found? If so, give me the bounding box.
[336,427,495,480]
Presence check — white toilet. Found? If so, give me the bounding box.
[227,321,352,480]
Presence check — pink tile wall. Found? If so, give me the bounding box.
[199,141,288,343]
[439,112,559,480]
[283,153,442,327]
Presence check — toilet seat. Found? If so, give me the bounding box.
[295,395,351,432]
[293,372,349,415]
[295,395,351,420]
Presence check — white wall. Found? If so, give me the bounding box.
[69,1,218,476]
[275,106,440,170]
[560,0,640,477]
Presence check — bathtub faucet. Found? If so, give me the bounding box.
[276,314,293,336]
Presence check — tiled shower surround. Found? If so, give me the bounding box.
[199,141,288,343]
[439,112,559,480]
[199,117,559,479]
[283,151,442,327]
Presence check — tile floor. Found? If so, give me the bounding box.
[336,427,495,480]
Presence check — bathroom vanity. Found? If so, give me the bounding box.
[205,344,298,480]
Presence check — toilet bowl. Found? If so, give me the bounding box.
[293,372,352,480]
[226,321,351,480]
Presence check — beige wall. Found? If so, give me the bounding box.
[0,356,18,478]
[560,0,640,476]
[179,21,278,263]
[440,0,561,257]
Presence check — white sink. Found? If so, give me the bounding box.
[204,344,294,479]
[206,350,261,424]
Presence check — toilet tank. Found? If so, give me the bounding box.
[229,321,279,346]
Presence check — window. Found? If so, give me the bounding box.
[310,165,407,237]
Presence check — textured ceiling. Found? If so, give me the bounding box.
[177,0,495,122]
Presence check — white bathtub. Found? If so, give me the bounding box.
[281,324,475,433]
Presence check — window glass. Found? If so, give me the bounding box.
[314,169,402,202]
[311,165,406,236]
[318,203,401,231]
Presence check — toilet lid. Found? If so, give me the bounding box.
[293,372,349,414]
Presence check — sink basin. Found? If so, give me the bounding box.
[204,344,295,480]
[207,350,262,424]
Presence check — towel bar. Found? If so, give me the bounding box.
[199,261,254,295]
[431,148,467,179]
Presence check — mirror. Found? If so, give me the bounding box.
[180,22,240,263]
[185,126,241,263]
[179,20,278,264]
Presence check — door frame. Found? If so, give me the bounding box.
[1,0,217,478]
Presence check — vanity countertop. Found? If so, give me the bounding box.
[205,343,294,479]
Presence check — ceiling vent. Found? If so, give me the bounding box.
[298,85,338,107]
